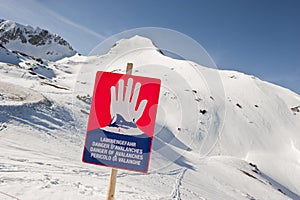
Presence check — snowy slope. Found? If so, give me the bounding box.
[0,19,76,61]
[0,44,21,65]
[0,35,300,200]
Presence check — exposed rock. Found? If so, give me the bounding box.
[0,19,76,61]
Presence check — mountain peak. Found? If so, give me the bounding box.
[108,35,158,55]
[0,19,76,61]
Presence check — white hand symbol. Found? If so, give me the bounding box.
[110,78,147,124]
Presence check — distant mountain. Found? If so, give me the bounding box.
[0,19,76,61]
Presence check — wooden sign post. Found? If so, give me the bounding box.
[106,168,118,200]
[106,63,133,200]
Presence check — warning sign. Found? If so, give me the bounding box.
[82,71,161,173]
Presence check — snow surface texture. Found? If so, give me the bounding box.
[0,44,21,65]
[0,19,76,61]
[0,27,300,200]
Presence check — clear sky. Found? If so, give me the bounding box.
[0,0,299,94]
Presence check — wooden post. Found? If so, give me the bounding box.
[106,63,133,200]
[126,63,133,75]
[106,168,118,200]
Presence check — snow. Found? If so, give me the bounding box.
[0,19,76,61]
[0,35,300,199]
[6,40,76,62]
[0,81,44,106]
[0,45,21,65]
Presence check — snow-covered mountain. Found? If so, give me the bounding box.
[0,19,76,61]
[0,32,300,200]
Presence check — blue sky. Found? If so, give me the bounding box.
[0,0,299,94]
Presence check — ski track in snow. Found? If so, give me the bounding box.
[171,168,187,200]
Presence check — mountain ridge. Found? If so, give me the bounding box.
[0,19,76,61]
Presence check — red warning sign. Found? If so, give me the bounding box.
[82,71,161,173]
